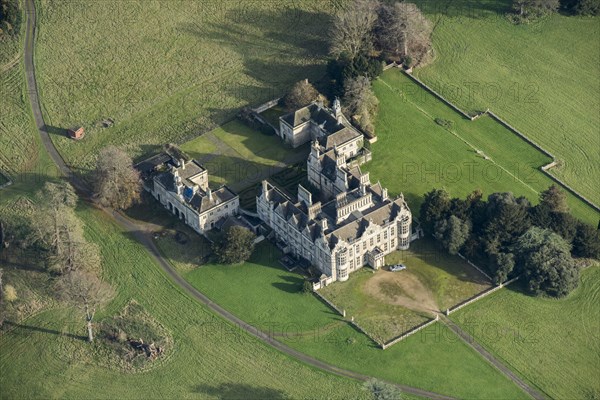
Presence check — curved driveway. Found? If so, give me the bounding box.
[22,1,465,398]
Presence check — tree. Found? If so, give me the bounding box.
[514,227,579,297]
[482,192,531,252]
[420,188,451,235]
[3,284,17,302]
[29,182,98,274]
[575,0,600,14]
[213,226,256,264]
[55,270,114,342]
[364,378,403,400]
[284,80,320,110]
[376,2,432,66]
[550,211,577,243]
[434,215,470,255]
[329,0,379,60]
[539,184,569,214]
[572,222,600,259]
[343,76,379,134]
[512,0,560,21]
[327,53,383,96]
[92,146,141,210]
[492,252,515,284]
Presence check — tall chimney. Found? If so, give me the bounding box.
[207,187,213,202]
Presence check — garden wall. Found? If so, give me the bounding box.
[445,276,520,316]
[381,315,439,350]
[401,69,600,214]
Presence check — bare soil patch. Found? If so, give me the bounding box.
[363,270,439,314]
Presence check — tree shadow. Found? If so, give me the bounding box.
[4,320,88,341]
[178,6,332,115]
[193,383,289,400]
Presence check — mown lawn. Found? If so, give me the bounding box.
[180,120,307,190]
[385,239,491,311]
[452,265,600,400]
[414,0,600,205]
[183,241,337,333]
[368,69,599,224]
[33,0,330,171]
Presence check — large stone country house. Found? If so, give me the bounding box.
[258,102,415,289]
[141,156,239,235]
[278,99,364,159]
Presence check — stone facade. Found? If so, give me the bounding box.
[257,129,412,286]
[278,99,363,157]
[148,159,239,234]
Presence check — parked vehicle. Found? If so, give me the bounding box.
[390,264,407,272]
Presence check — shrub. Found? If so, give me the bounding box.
[284,80,319,110]
[302,280,313,294]
[434,118,454,129]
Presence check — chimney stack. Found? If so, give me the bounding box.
[207,187,213,202]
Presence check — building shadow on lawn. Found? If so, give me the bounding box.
[193,383,288,400]
[271,275,304,294]
[4,320,88,341]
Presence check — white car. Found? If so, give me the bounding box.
[390,264,407,272]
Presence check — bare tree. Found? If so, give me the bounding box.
[55,270,114,342]
[512,0,559,20]
[377,2,432,66]
[343,76,379,135]
[330,0,379,60]
[28,182,97,274]
[93,146,141,210]
[284,79,320,110]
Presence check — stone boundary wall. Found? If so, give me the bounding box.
[312,290,344,316]
[400,69,600,214]
[252,98,281,114]
[381,315,439,350]
[487,111,600,213]
[383,62,398,71]
[457,252,493,282]
[348,319,383,347]
[446,276,520,316]
[401,69,473,120]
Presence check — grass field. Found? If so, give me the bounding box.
[181,242,338,333]
[413,0,600,205]
[0,13,369,398]
[452,265,600,399]
[319,239,491,342]
[367,68,599,224]
[159,238,529,398]
[0,33,57,200]
[180,120,307,191]
[0,205,369,399]
[282,320,529,399]
[33,0,331,171]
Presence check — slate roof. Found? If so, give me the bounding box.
[261,180,409,249]
[318,126,362,149]
[281,103,343,132]
[189,186,237,214]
